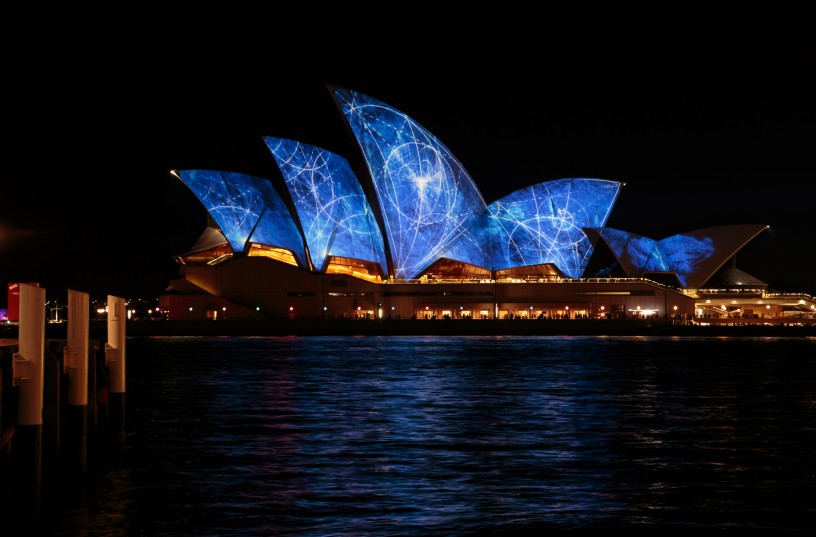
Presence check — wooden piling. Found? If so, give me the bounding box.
[0,289,124,520]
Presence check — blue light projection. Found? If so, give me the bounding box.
[174,169,307,267]
[488,179,621,277]
[175,88,768,290]
[596,228,715,287]
[264,137,388,274]
[590,228,661,276]
[655,234,715,286]
[332,86,491,279]
[594,224,767,288]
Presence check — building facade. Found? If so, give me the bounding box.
[158,86,815,324]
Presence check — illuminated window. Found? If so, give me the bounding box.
[247,244,299,266]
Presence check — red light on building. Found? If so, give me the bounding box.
[7,282,39,322]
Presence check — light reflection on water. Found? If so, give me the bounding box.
[40,336,816,536]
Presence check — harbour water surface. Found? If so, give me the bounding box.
[40,335,816,535]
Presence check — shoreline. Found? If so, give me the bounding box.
[58,318,816,338]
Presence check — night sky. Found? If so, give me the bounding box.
[2,4,814,302]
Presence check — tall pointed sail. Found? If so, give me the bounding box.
[332,86,490,280]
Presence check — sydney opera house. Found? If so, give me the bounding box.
[158,86,815,324]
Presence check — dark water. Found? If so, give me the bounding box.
[40,336,816,536]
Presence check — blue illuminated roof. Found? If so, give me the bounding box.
[176,87,768,291]
[592,224,768,288]
[174,169,307,267]
[332,86,490,279]
[264,137,388,273]
[488,179,621,277]
[587,228,659,276]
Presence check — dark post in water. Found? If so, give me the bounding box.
[105,295,126,455]
[12,283,46,518]
[63,289,89,474]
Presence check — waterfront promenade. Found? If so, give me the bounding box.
[31,317,816,338]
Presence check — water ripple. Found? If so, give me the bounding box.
[37,335,816,536]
